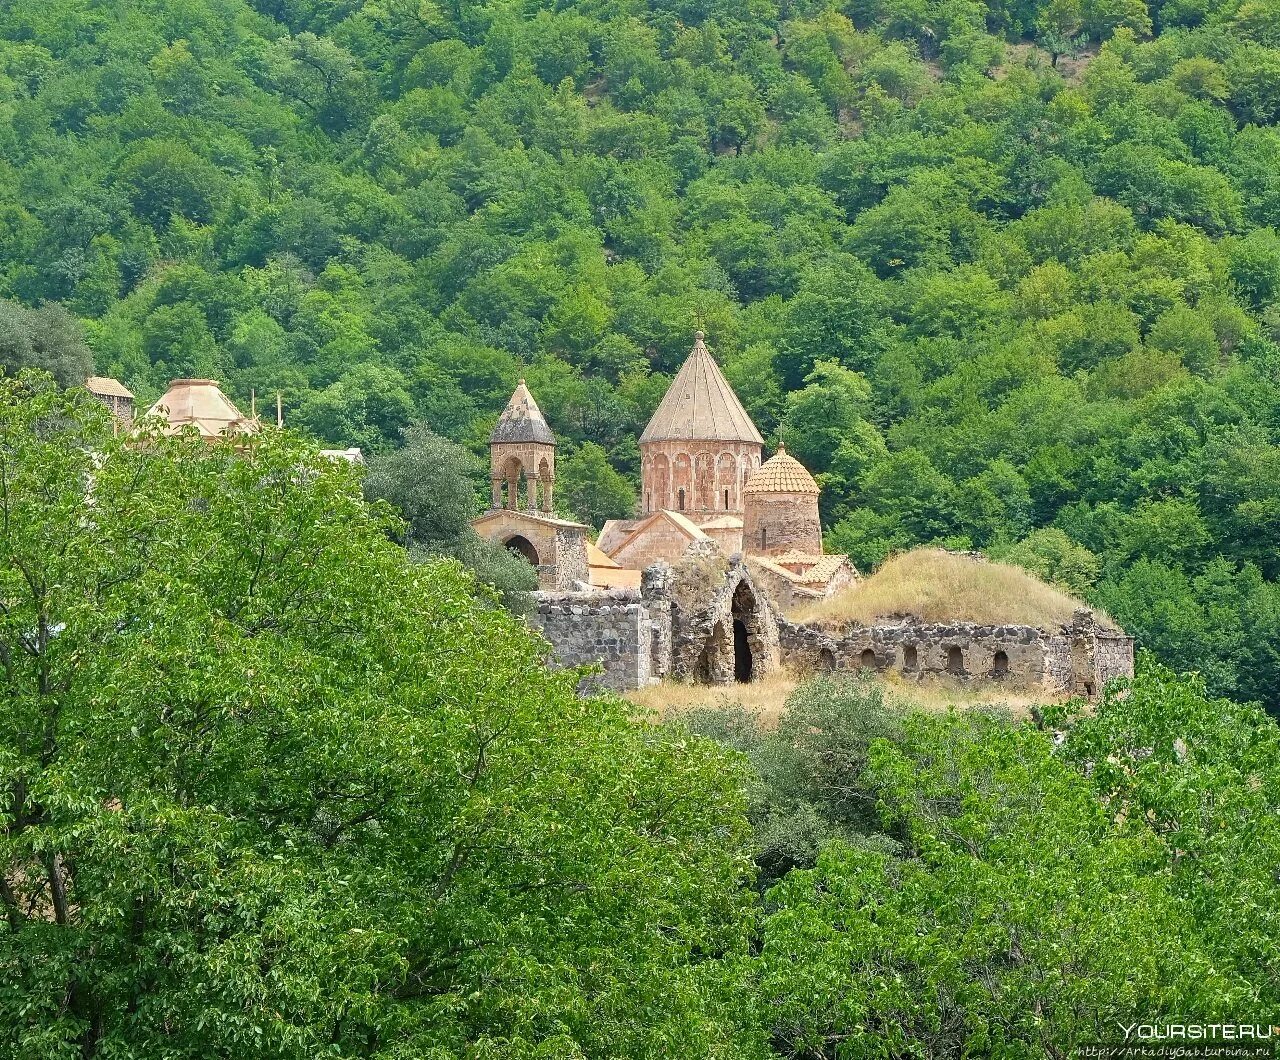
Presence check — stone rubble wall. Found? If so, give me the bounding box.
[1093,632,1135,691]
[527,589,653,691]
[778,617,1059,687]
[777,612,1135,699]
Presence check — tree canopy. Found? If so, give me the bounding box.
[0,374,756,1058]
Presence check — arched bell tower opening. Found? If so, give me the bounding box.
[489,380,555,514]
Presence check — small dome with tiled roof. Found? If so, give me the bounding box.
[490,380,556,446]
[743,445,819,496]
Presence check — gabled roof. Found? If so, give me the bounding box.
[639,332,764,446]
[472,508,588,531]
[744,445,820,496]
[145,379,256,438]
[602,508,709,561]
[491,380,555,446]
[86,375,134,400]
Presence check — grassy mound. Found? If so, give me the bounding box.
[791,549,1111,630]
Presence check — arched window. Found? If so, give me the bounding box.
[678,488,686,511]
[902,645,918,671]
[761,527,768,550]
[723,488,729,509]
[646,492,651,513]
[859,648,876,670]
[946,646,964,674]
[993,650,1009,676]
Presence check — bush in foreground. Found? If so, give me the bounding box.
[0,375,758,1059]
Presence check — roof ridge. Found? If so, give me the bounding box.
[638,332,764,445]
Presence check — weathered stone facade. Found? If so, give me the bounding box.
[524,546,1134,699]
[742,490,822,556]
[528,589,658,691]
[776,610,1134,699]
[471,509,590,591]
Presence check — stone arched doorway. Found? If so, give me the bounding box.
[729,580,763,683]
[504,534,539,565]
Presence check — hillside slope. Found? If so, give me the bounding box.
[0,0,1278,709]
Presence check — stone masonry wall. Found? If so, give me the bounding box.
[742,491,822,556]
[779,617,1057,688]
[778,612,1135,699]
[528,589,656,691]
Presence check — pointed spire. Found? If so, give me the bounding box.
[639,332,764,445]
[491,380,556,445]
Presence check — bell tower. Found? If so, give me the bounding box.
[489,380,556,513]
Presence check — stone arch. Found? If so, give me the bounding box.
[730,580,762,683]
[946,645,965,675]
[651,453,670,511]
[859,648,876,671]
[992,649,1009,676]
[502,455,525,509]
[817,646,837,672]
[673,452,692,510]
[717,452,737,510]
[902,644,918,671]
[504,534,539,565]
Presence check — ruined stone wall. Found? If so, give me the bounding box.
[528,589,655,691]
[780,618,1059,689]
[1093,632,1135,691]
[777,614,1135,699]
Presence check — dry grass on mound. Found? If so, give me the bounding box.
[791,548,1111,630]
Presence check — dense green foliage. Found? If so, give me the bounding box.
[5,373,1279,1056]
[0,376,756,1058]
[3,0,1279,708]
[686,666,1280,1053]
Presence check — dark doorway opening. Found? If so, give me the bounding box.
[992,650,1009,676]
[946,646,964,674]
[902,644,918,671]
[859,648,876,670]
[733,619,753,682]
[504,535,539,565]
[817,647,837,672]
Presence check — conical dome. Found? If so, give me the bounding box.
[743,445,820,496]
[491,380,555,445]
[639,332,764,445]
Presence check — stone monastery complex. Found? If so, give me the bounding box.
[87,333,1134,700]
[465,332,1134,697]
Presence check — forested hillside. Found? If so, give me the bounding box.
[1,0,1279,708]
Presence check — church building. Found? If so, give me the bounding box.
[472,331,855,599]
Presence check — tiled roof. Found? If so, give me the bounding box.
[491,380,555,445]
[796,554,853,583]
[743,445,819,496]
[639,332,764,445]
[86,375,134,399]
